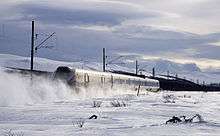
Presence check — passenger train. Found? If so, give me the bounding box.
[53,66,160,92]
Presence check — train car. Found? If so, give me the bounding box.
[53,66,160,92]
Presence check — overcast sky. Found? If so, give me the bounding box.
[0,0,220,70]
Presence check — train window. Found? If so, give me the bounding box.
[118,79,122,84]
[120,79,123,84]
[119,79,122,84]
[84,73,89,83]
[132,80,137,85]
[121,79,126,84]
[115,78,121,84]
[145,82,149,86]
[133,80,137,85]
[114,78,123,84]
[134,80,139,85]
[114,79,118,84]
[126,79,130,84]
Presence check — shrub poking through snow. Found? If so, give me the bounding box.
[3,129,24,136]
[92,101,102,108]
[162,94,176,103]
[110,100,126,107]
[89,114,98,119]
[73,118,85,128]
[177,94,191,98]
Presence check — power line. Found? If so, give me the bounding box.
[106,55,124,65]
[35,32,56,50]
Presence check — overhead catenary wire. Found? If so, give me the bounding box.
[35,32,56,50]
[106,56,124,65]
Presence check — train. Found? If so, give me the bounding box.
[53,66,160,92]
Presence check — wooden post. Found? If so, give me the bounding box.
[137,85,140,96]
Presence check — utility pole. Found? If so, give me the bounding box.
[152,67,155,77]
[135,60,138,75]
[167,70,169,79]
[197,79,199,84]
[103,48,106,72]
[30,20,55,71]
[31,20,35,71]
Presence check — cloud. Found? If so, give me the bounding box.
[117,0,220,34]
[112,25,199,39]
[13,0,161,26]
[0,0,220,71]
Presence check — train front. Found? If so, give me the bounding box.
[53,66,76,86]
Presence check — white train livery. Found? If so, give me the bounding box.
[53,66,160,92]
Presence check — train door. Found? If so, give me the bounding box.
[100,75,106,88]
[101,76,105,84]
[111,75,113,88]
[84,73,89,87]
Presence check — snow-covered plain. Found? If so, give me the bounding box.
[0,54,220,136]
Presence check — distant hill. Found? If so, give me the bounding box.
[0,53,219,84]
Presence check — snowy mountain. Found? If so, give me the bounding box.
[137,59,201,74]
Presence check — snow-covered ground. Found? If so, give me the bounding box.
[0,74,220,136]
[0,54,220,136]
[1,94,220,136]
